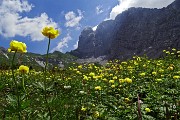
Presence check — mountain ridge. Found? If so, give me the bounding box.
[70,0,180,60]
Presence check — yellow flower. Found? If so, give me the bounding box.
[119,79,125,83]
[8,40,27,53]
[155,78,162,82]
[125,98,130,103]
[173,76,180,79]
[18,65,29,74]
[78,65,82,69]
[168,66,174,70]
[83,75,89,80]
[42,26,59,39]
[93,111,100,118]
[152,72,157,75]
[109,80,115,84]
[81,106,87,111]
[172,48,176,51]
[125,78,132,83]
[145,108,151,112]
[139,72,146,77]
[95,86,102,90]
[111,85,115,88]
[113,76,118,80]
[89,72,95,77]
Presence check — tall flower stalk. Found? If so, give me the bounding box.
[11,51,21,120]
[42,26,60,120]
[8,40,27,120]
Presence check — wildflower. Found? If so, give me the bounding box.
[111,85,115,88]
[83,75,89,80]
[139,72,146,77]
[113,76,118,80]
[79,91,85,94]
[109,80,115,84]
[18,65,29,74]
[125,98,130,103]
[95,86,101,90]
[81,106,87,111]
[152,72,157,75]
[119,79,125,83]
[64,85,71,89]
[78,65,82,69]
[76,71,81,74]
[168,66,174,70]
[159,69,164,73]
[155,79,162,82]
[163,50,166,52]
[173,76,180,79]
[125,78,132,83]
[145,108,151,112]
[166,51,170,54]
[172,48,176,51]
[93,111,100,118]
[42,26,59,39]
[8,40,27,53]
[121,62,127,65]
[89,72,95,77]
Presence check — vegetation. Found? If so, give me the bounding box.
[0,49,180,120]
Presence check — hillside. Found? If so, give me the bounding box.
[0,47,77,70]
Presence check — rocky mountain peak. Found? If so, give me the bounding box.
[70,0,180,60]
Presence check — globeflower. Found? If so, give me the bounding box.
[125,78,132,83]
[8,40,27,53]
[81,106,87,111]
[152,72,157,75]
[109,80,115,84]
[139,72,146,77]
[42,26,59,39]
[93,111,100,118]
[145,108,151,112]
[173,75,180,79]
[18,65,29,74]
[95,86,102,90]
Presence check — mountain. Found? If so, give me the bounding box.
[0,47,77,70]
[70,0,180,60]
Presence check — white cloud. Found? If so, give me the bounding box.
[0,0,58,41]
[109,0,175,20]
[51,34,72,52]
[96,5,104,15]
[65,10,83,28]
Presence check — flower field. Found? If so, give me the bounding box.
[0,27,179,120]
[0,50,180,120]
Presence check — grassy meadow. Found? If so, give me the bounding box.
[0,49,180,120]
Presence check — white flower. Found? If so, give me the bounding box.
[64,85,71,89]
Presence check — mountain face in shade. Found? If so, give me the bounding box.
[70,0,180,60]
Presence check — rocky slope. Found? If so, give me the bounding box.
[70,0,180,60]
[0,47,77,70]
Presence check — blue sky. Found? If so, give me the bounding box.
[0,0,175,54]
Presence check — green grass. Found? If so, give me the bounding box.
[0,49,180,120]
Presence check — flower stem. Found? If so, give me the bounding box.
[11,51,21,120]
[44,37,52,120]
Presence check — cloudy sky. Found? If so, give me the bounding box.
[0,0,175,54]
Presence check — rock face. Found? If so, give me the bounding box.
[70,0,180,60]
[71,20,115,58]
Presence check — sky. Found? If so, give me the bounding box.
[0,0,175,54]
